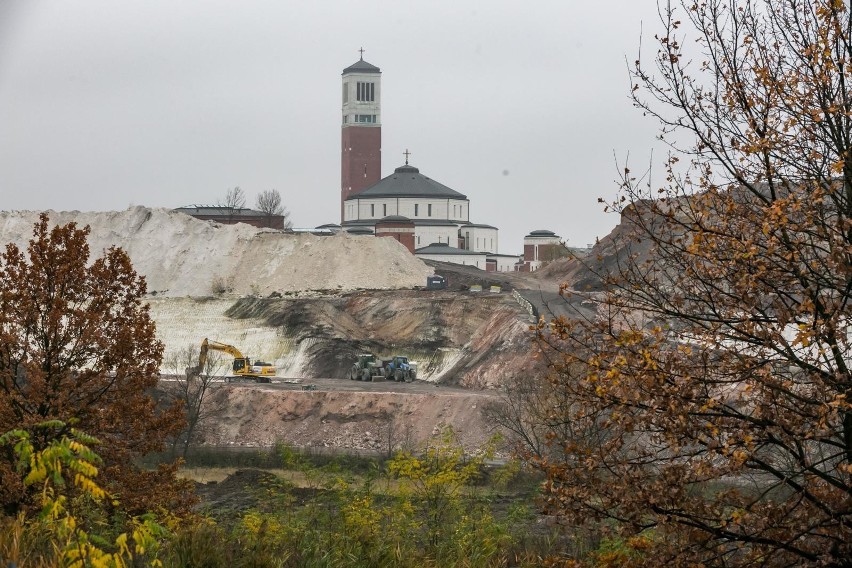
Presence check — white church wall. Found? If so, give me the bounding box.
[415,225,459,249]
[416,252,488,270]
[344,197,470,224]
[489,255,521,272]
[342,72,382,125]
[461,226,498,253]
[397,198,468,222]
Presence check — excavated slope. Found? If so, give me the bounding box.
[1,207,541,451]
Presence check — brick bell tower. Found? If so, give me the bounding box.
[341,49,382,221]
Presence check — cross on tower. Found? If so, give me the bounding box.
[403,149,411,165]
[358,47,365,59]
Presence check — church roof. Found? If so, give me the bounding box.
[175,205,268,218]
[415,242,484,256]
[460,222,498,230]
[350,164,468,200]
[343,58,381,74]
[377,215,412,223]
[526,229,558,237]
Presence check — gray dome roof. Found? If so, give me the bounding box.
[343,58,381,74]
[415,242,483,255]
[377,215,413,223]
[526,229,558,237]
[349,164,467,200]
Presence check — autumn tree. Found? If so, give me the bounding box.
[528,1,852,566]
[162,344,224,458]
[0,214,191,516]
[255,188,292,229]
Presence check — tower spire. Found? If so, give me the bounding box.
[358,47,365,60]
[403,149,411,165]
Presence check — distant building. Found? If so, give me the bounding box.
[174,205,288,230]
[522,229,566,271]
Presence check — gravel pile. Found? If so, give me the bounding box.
[0,207,433,296]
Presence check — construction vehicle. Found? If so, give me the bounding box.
[347,353,418,382]
[187,338,276,383]
[348,353,386,381]
[385,355,417,382]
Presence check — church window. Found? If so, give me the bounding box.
[356,82,375,102]
[371,204,375,217]
[343,84,349,104]
[417,236,420,245]
[383,204,387,216]
[415,204,419,216]
[428,204,432,217]
[354,115,376,123]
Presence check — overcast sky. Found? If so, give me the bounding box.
[0,1,665,253]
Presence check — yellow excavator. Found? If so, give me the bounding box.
[186,338,276,383]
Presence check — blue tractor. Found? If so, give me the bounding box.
[385,355,417,382]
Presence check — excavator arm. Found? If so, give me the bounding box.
[185,338,274,382]
[186,338,245,378]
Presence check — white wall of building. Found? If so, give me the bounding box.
[342,72,382,125]
[416,252,488,269]
[344,197,470,224]
[415,226,458,249]
[460,226,498,253]
[489,255,520,272]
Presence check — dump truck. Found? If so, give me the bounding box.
[186,338,276,383]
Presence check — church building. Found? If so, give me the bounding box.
[338,52,505,268]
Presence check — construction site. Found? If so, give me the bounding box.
[0,207,568,455]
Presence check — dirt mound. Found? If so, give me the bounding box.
[536,205,651,291]
[195,384,503,454]
[0,207,433,296]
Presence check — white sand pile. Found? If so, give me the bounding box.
[0,207,433,296]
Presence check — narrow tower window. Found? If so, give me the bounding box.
[356,82,375,102]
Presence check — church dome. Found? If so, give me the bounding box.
[378,215,413,223]
[349,163,468,200]
[526,229,558,237]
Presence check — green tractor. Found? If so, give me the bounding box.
[348,353,384,381]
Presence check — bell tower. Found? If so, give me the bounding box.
[341,49,382,221]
